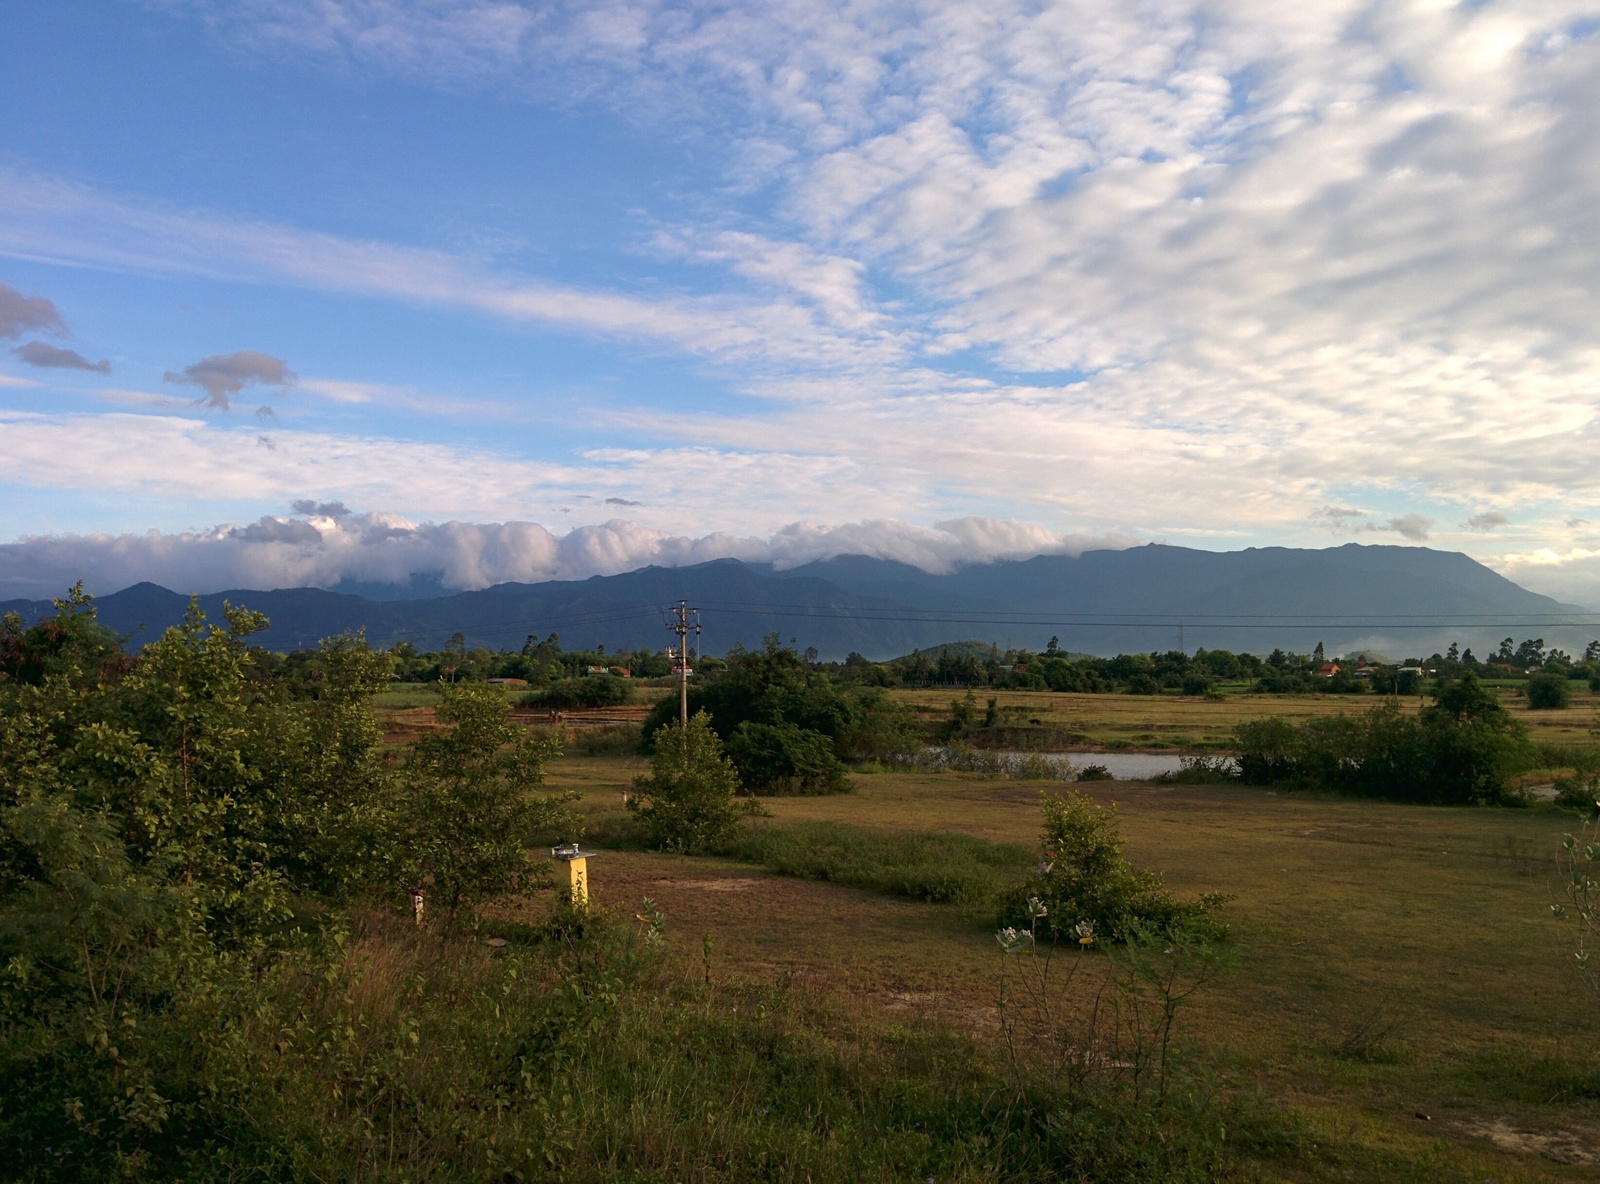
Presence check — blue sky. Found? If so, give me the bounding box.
[3,0,1600,603]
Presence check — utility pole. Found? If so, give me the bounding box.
[666,600,700,728]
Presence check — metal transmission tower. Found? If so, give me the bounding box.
[666,600,701,728]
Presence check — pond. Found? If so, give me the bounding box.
[925,748,1235,781]
[1057,752,1194,780]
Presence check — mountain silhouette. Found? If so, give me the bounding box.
[4,544,1593,659]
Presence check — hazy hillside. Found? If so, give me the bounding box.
[5,544,1593,658]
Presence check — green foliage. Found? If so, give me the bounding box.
[0,592,590,1174]
[715,821,1032,904]
[1526,671,1574,709]
[627,712,760,852]
[725,719,851,794]
[400,682,576,911]
[1233,673,1538,805]
[1000,792,1228,943]
[523,674,634,710]
[0,591,1310,1182]
[1553,813,1600,1005]
[643,635,916,793]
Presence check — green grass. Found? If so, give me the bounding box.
[553,746,1600,1179]
[890,685,1600,754]
[713,819,1033,905]
[370,683,444,708]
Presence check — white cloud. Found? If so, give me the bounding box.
[0,169,907,377]
[1490,545,1600,608]
[11,2,1600,602]
[0,505,1128,598]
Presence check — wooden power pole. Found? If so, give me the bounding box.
[666,600,700,728]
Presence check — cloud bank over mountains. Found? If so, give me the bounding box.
[0,510,1129,600]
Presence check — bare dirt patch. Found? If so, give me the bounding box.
[1454,1119,1598,1165]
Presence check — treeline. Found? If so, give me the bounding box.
[260,627,1600,700]
[841,636,1600,697]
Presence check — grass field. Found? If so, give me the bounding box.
[893,684,1600,753]
[528,685,1600,1180]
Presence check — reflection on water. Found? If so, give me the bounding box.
[1057,752,1190,781]
[927,748,1230,781]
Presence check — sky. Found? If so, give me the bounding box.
[2,0,1600,605]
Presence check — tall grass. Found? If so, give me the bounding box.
[892,743,1078,779]
[4,907,1295,1183]
[713,820,1034,905]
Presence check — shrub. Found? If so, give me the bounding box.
[1233,673,1537,804]
[1074,762,1114,782]
[999,792,1228,943]
[400,682,577,911]
[1554,772,1599,810]
[1153,755,1237,784]
[1527,672,1573,710]
[725,718,851,794]
[641,636,912,790]
[627,711,761,851]
[524,674,633,710]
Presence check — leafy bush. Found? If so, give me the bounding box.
[1074,762,1115,782]
[726,718,851,794]
[1152,755,1237,784]
[999,792,1228,943]
[627,711,761,851]
[641,636,915,793]
[1554,772,1599,810]
[1233,673,1536,804]
[524,674,634,710]
[400,682,575,911]
[715,821,1031,904]
[726,713,851,796]
[0,594,582,1176]
[1527,672,1574,710]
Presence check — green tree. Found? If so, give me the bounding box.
[627,712,759,851]
[725,720,849,795]
[399,682,575,911]
[1527,672,1573,710]
[442,631,467,681]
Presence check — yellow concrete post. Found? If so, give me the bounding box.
[551,843,590,906]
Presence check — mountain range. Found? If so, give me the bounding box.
[4,544,1595,660]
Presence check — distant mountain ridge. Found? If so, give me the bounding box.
[3,544,1593,659]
